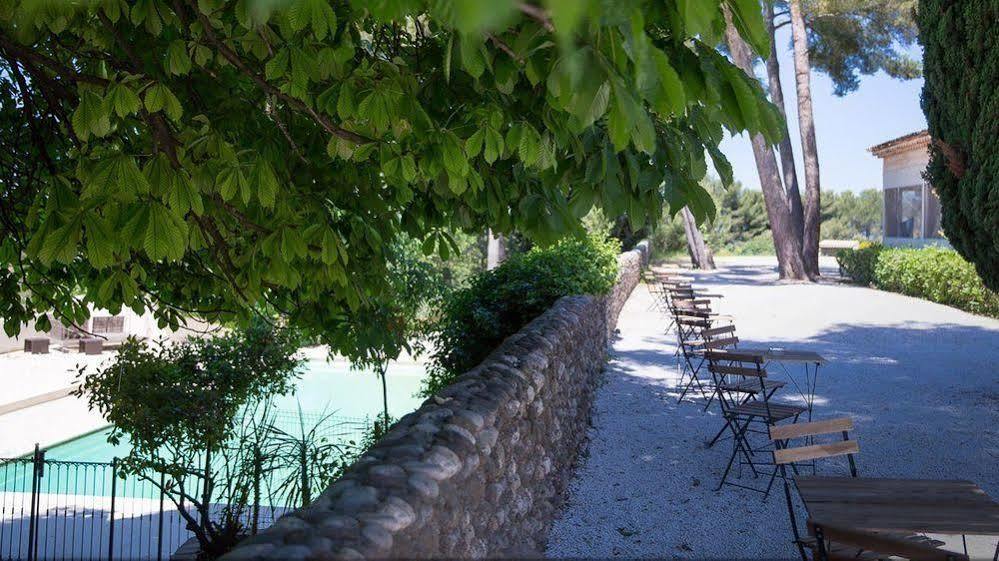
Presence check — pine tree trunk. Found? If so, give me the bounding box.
[765,1,805,242]
[486,230,505,270]
[789,0,822,277]
[723,12,811,281]
[680,207,716,270]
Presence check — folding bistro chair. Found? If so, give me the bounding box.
[673,316,716,402]
[652,272,697,331]
[672,297,736,403]
[701,326,788,448]
[679,322,742,405]
[645,271,671,315]
[771,418,949,560]
[704,350,805,492]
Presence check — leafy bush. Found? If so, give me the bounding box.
[836,242,883,286]
[727,233,776,256]
[77,321,304,558]
[837,245,999,317]
[423,235,620,396]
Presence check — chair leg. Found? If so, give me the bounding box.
[716,437,741,491]
[676,357,705,404]
[706,389,746,448]
[761,466,780,501]
[702,385,718,411]
[706,418,731,448]
[717,417,756,490]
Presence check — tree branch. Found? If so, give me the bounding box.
[0,35,109,87]
[97,12,184,167]
[190,5,372,145]
[518,3,555,32]
[4,57,57,174]
[487,34,523,64]
[265,101,309,164]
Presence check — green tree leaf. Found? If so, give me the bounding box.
[458,33,486,78]
[144,84,183,121]
[518,123,542,167]
[680,0,720,37]
[144,203,188,261]
[166,40,192,75]
[167,172,204,216]
[465,129,484,158]
[726,0,770,56]
[84,214,117,269]
[254,159,279,208]
[39,215,83,265]
[71,91,111,141]
[109,84,142,118]
[265,48,290,80]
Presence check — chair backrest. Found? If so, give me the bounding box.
[704,349,764,367]
[774,418,860,551]
[807,520,968,561]
[770,417,859,473]
[702,324,736,339]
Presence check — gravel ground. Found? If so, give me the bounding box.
[546,256,999,559]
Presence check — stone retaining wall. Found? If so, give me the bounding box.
[223,243,650,560]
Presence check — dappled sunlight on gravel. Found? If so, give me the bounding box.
[546,257,999,559]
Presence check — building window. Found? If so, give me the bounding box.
[884,183,943,239]
[91,315,125,334]
[899,186,923,238]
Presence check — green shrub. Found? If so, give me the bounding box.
[727,233,776,256]
[837,245,999,317]
[422,234,620,396]
[836,242,884,286]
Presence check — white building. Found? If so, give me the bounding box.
[869,130,947,246]
[0,307,198,353]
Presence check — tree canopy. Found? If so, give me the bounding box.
[918,0,999,291]
[0,0,781,351]
[780,0,920,96]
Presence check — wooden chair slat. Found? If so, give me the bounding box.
[702,324,737,337]
[675,309,712,319]
[709,364,766,377]
[806,520,968,561]
[774,440,859,465]
[704,349,764,363]
[700,336,739,349]
[770,417,854,441]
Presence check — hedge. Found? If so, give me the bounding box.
[422,234,621,396]
[837,244,999,318]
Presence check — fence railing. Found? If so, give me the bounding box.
[0,412,373,561]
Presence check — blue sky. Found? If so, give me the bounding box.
[718,27,927,193]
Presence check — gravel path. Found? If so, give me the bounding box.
[546,257,999,559]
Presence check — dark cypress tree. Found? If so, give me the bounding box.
[918,0,999,290]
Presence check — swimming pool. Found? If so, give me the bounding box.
[42,359,428,463]
[0,360,429,560]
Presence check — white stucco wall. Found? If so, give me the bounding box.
[0,308,208,353]
[882,144,930,189]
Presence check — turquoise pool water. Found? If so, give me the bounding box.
[43,359,428,463]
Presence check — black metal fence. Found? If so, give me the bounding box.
[0,413,371,561]
[0,446,222,561]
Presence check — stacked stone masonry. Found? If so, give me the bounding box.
[222,242,650,560]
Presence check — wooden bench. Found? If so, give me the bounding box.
[819,239,861,259]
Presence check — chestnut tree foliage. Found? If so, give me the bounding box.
[0,0,781,352]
